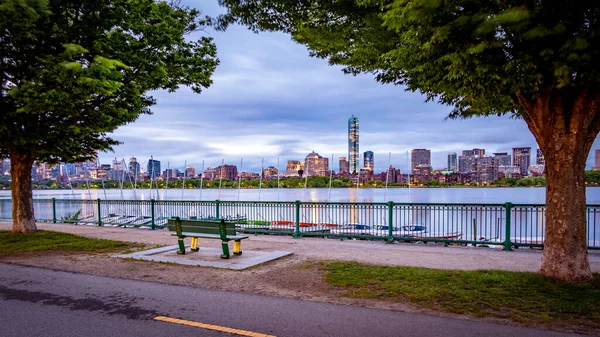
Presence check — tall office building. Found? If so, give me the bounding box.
[536,148,545,166]
[339,157,349,174]
[594,149,600,171]
[305,151,329,177]
[512,147,531,176]
[363,151,374,172]
[216,164,238,181]
[348,115,359,175]
[147,159,161,179]
[447,152,457,172]
[129,157,140,178]
[411,149,431,173]
[473,148,485,158]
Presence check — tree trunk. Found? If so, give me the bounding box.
[519,89,599,282]
[539,138,592,282]
[10,150,37,233]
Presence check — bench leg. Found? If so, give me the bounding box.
[233,240,242,255]
[220,240,230,259]
[191,237,199,252]
[177,237,186,255]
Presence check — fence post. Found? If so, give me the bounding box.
[52,198,57,223]
[386,201,394,243]
[97,199,102,226]
[294,200,301,238]
[149,199,156,230]
[216,199,220,218]
[503,202,513,251]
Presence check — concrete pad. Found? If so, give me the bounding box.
[117,245,293,270]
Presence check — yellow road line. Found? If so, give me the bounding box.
[153,316,276,337]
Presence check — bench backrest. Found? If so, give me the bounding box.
[167,218,237,238]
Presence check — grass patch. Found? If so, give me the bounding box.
[319,261,600,331]
[0,230,133,254]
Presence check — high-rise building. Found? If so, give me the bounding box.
[216,164,238,181]
[493,153,511,167]
[513,147,531,177]
[363,151,374,172]
[458,155,475,173]
[339,157,349,174]
[186,166,196,178]
[129,157,140,178]
[473,148,485,158]
[594,149,600,171]
[112,159,123,171]
[147,159,161,179]
[447,152,457,172]
[475,157,496,182]
[536,148,545,166]
[304,151,329,177]
[411,149,431,173]
[348,115,359,175]
[462,150,474,157]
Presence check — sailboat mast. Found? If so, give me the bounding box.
[237,158,243,201]
[199,160,204,201]
[258,158,264,201]
[276,157,280,201]
[218,159,224,199]
[384,152,391,202]
[328,154,334,202]
[165,161,169,200]
[149,155,154,200]
[181,160,187,200]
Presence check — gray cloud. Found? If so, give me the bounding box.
[98,0,600,173]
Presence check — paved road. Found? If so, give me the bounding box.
[0,263,581,337]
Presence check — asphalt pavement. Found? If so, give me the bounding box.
[0,263,583,337]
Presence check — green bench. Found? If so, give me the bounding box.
[167,217,249,259]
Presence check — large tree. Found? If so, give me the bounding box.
[217,0,600,282]
[1,0,218,233]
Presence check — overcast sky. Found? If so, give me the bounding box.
[99,0,600,173]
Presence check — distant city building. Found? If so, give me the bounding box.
[286,160,304,172]
[458,155,475,173]
[129,157,140,179]
[536,148,545,166]
[304,151,329,177]
[473,148,485,158]
[475,157,496,183]
[1,159,9,175]
[263,166,278,178]
[594,149,600,171]
[348,115,359,175]
[363,151,374,172]
[113,159,124,171]
[493,153,511,167]
[339,157,349,174]
[411,149,431,173]
[240,172,260,180]
[498,165,521,178]
[462,150,474,157]
[185,166,196,178]
[529,164,545,176]
[164,168,179,179]
[202,166,218,180]
[216,164,238,181]
[147,159,161,179]
[513,147,531,177]
[447,152,457,172]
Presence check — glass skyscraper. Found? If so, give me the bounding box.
[348,115,359,175]
[364,151,374,171]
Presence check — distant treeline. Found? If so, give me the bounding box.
[1,172,598,190]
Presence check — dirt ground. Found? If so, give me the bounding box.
[2,221,600,334]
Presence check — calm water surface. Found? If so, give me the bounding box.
[1,187,600,204]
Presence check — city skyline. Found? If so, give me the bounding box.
[94,1,600,173]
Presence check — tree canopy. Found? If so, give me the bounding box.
[217,0,600,282]
[1,0,218,233]
[1,0,218,164]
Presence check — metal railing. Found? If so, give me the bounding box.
[1,198,599,249]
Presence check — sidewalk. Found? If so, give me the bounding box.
[3,220,600,272]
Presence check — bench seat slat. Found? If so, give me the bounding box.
[171,233,248,240]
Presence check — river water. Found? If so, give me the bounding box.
[1,187,600,204]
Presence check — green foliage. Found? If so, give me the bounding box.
[60,209,82,222]
[0,230,131,253]
[319,261,600,330]
[217,0,600,119]
[0,0,218,163]
[586,170,600,185]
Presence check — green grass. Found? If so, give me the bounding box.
[318,261,600,331]
[0,230,133,254]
